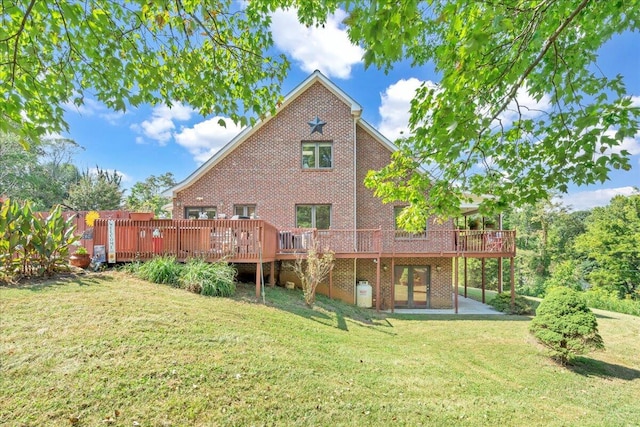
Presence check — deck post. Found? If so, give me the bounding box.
[510,257,515,310]
[454,257,459,314]
[464,257,468,298]
[497,257,503,293]
[481,258,486,303]
[255,262,261,299]
[329,264,333,299]
[376,257,381,312]
[390,257,395,313]
[269,261,275,287]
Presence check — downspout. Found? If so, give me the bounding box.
[353,109,361,303]
[353,109,360,249]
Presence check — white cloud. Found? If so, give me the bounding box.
[174,117,244,164]
[132,102,195,145]
[557,186,638,211]
[378,78,437,141]
[630,95,640,108]
[599,128,640,157]
[63,98,103,116]
[63,98,126,125]
[496,87,552,128]
[271,8,363,79]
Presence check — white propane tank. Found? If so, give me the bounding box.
[356,281,372,308]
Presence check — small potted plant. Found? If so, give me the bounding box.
[70,246,91,269]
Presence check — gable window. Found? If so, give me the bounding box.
[185,207,216,219]
[302,142,333,169]
[234,204,256,218]
[296,204,331,229]
[394,206,428,238]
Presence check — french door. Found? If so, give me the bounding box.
[394,266,431,308]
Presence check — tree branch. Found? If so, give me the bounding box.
[10,0,37,87]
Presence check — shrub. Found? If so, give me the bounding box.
[119,261,142,274]
[1,199,78,281]
[488,293,534,315]
[180,258,236,297]
[137,256,182,287]
[293,241,335,307]
[530,287,604,365]
[582,287,640,317]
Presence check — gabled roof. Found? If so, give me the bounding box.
[163,70,398,197]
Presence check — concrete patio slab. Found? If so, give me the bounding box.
[389,296,504,315]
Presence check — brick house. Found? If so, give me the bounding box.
[151,71,516,311]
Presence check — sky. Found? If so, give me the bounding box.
[62,8,640,212]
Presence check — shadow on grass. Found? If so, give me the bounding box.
[569,357,640,381]
[8,271,115,292]
[594,313,616,319]
[235,282,396,335]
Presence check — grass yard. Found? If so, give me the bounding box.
[2,272,639,426]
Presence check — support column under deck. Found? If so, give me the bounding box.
[329,265,333,299]
[454,257,459,314]
[269,261,275,286]
[464,257,468,298]
[510,257,515,309]
[255,262,261,299]
[375,257,381,312]
[481,258,486,303]
[391,257,396,313]
[498,257,503,293]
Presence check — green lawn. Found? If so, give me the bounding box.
[2,273,639,426]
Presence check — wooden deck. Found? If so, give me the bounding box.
[92,219,515,263]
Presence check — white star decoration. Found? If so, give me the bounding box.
[308,116,326,134]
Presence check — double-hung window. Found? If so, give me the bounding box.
[302,142,332,169]
[296,205,331,229]
[185,207,216,219]
[234,205,256,218]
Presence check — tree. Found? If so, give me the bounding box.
[65,167,123,211]
[125,173,176,217]
[1,0,290,146]
[339,1,640,219]
[0,133,80,210]
[0,132,38,200]
[530,287,604,365]
[29,139,82,210]
[293,240,335,307]
[575,194,640,299]
[547,210,590,264]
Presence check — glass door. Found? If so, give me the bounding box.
[394,266,431,308]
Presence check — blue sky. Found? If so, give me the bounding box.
[62,8,640,211]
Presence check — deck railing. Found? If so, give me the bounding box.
[93,219,515,262]
[93,219,278,262]
[277,228,382,254]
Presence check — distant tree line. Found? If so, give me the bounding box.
[464,193,639,308]
[0,131,175,216]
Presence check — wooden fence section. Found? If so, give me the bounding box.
[93,219,279,263]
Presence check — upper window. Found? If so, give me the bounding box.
[302,142,333,169]
[185,207,216,219]
[234,204,256,218]
[296,204,331,229]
